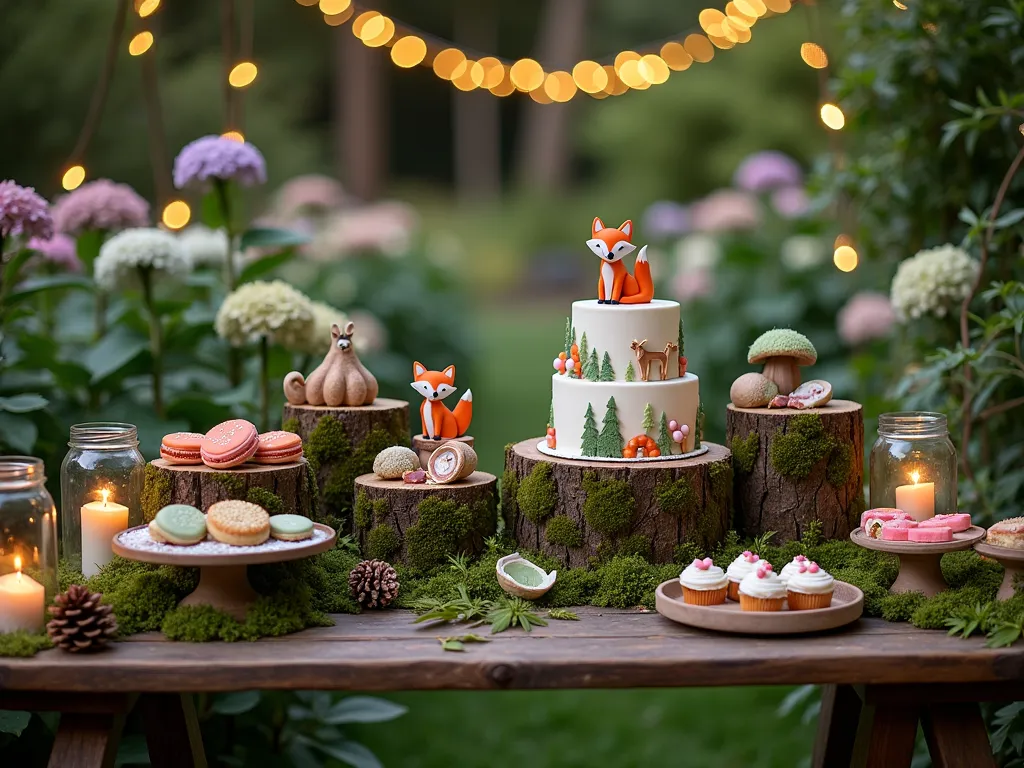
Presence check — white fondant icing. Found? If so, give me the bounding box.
[572,299,681,382]
[601,261,615,300]
[551,374,699,458]
[422,399,434,437]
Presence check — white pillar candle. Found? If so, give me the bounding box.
[81,490,129,577]
[894,471,935,522]
[0,558,45,633]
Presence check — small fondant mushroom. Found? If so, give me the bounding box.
[747,329,817,396]
[730,372,780,408]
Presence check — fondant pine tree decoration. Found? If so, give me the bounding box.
[580,403,600,456]
[695,400,705,450]
[584,348,600,380]
[678,318,685,357]
[625,361,636,381]
[642,403,655,433]
[657,412,673,455]
[579,333,589,377]
[599,351,614,381]
[597,397,624,458]
[548,400,554,430]
[564,317,572,354]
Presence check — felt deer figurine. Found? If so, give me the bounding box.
[629,339,679,381]
[284,321,379,407]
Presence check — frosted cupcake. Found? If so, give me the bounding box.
[786,561,835,610]
[738,563,786,612]
[726,550,761,601]
[678,557,729,606]
[778,554,808,586]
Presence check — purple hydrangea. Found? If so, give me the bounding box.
[733,151,803,193]
[173,135,267,189]
[0,180,54,241]
[642,201,690,239]
[771,186,810,219]
[28,233,81,272]
[51,179,150,235]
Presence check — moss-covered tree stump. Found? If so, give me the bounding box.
[726,400,864,542]
[504,439,732,568]
[142,460,317,522]
[281,398,410,532]
[353,472,498,569]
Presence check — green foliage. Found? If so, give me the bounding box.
[245,486,284,516]
[212,472,245,498]
[731,432,759,475]
[545,515,584,548]
[800,519,824,549]
[366,525,400,561]
[769,414,851,484]
[596,397,623,458]
[625,361,636,382]
[0,631,52,657]
[598,351,614,381]
[547,608,579,621]
[542,568,601,607]
[593,555,661,608]
[582,472,635,537]
[141,463,171,524]
[655,475,696,517]
[580,403,600,456]
[617,533,652,561]
[487,596,548,634]
[517,462,558,524]
[405,496,495,572]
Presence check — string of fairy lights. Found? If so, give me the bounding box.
[55,0,856,240]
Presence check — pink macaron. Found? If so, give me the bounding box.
[908,526,952,543]
[201,419,259,469]
[252,431,303,465]
[861,508,909,529]
[920,513,971,533]
[159,432,205,465]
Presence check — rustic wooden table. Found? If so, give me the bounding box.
[1,608,1021,768]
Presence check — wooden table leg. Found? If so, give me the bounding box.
[48,712,125,768]
[138,693,208,768]
[813,684,862,768]
[921,702,997,768]
[851,695,920,768]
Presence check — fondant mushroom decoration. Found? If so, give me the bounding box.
[747,329,817,396]
[730,372,780,408]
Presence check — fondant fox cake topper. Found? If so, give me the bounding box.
[586,217,653,305]
[410,362,473,439]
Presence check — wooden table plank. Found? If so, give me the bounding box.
[0,614,1021,693]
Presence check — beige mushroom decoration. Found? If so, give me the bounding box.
[747,329,817,396]
[730,372,779,408]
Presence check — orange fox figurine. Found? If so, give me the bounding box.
[410,362,473,439]
[586,217,654,305]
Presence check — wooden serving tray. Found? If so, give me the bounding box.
[654,579,864,635]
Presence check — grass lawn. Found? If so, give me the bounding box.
[351,304,817,767]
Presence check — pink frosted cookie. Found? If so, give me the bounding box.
[882,526,909,541]
[920,513,971,533]
[861,508,907,528]
[908,526,952,543]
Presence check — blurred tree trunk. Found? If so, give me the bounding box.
[514,0,588,191]
[453,0,502,203]
[333,24,387,200]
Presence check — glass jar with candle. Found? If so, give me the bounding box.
[60,423,144,577]
[0,457,58,634]
[869,412,958,522]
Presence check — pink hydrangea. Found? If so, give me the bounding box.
[173,135,267,189]
[28,233,81,272]
[0,180,53,241]
[690,190,762,232]
[671,268,714,302]
[733,151,803,192]
[771,186,810,218]
[51,179,150,235]
[838,291,896,346]
[274,174,345,219]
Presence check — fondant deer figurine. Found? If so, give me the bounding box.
[284,321,379,407]
[629,339,679,381]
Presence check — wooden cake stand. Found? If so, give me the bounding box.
[973,541,1024,601]
[850,525,986,597]
[112,523,337,620]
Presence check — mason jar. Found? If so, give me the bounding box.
[60,423,145,577]
[0,457,58,633]
[869,412,958,521]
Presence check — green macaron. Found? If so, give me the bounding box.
[154,504,207,544]
[269,514,314,541]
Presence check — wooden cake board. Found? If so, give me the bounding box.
[850,526,986,596]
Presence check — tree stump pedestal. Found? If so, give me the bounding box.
[726,400,864,542]
[353,472,498,568]
[504,439,733,568]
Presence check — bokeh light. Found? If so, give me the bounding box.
[228,62,257,88]
[61,165,85,191]
[638,55,670,85]
[820,103,846,130]
[433,48,466,80]
[510,58,544,91]
[660,42,693,71]
[734,0,767,15]
[478,57,505,89]
[489,72,516,97]
[602,65,627,96]
[128,31,154,56]
[136,0,161,17]
[833,244,858,272]
[319,0,350,14]
[323,7,353,25]
[684,34,715,63]
[800,42,828,68]
[544,71,577,102]
[764,0,792,11]
[351,11,380,38]
[390,36,426,68]
[572,60,607,94]
[221,131,245,143]
[617,59,648,89]
[162,201,191,230]
[613,51,641,73]
[359,15,394,47]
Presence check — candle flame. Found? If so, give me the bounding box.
[910,471,920,485]
[14,556,22,577]
[101,489,111,507]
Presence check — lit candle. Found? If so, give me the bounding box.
[894,471,935,522]
[81,489,129,577]
[0,557,45,633]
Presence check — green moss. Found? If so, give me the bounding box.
[674,540,704,565]
[59,559,86,591]
[373,499,389,524]
[655,475,696,517]
[593,555,659,608]
[354,492,373,530]
[517,462,557,524]
[161,590,329,643]
[731,432,760,475]
[405,497,474,571]
[212,472,245,498]
[879,591,926,622]
[367,524,401,560]
[769,414,853,487]
[303,548,363,614]
[282,417,300,434]
[826,443,853,488]
[245,487,284,516]
[542,568,601,607]
[0,631,52,657]
[501,469,519,530]
[848,493,866,529]
[141,462,171,523]
[618,533,652,561]
[304,460,320,519]
[582,473,635,537]
[545,515,584,548]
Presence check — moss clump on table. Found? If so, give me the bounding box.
[0,631,52,657]
[769,414,853,487]
[582,473,635,537]
[545,515,584,548]
[366,524,401,560]
[516,461,557,524]
[141,462,171,523]
[405,496,497,572]
[731,432,760,475]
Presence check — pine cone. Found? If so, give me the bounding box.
[349,559,399,609]
[46,585,117,653]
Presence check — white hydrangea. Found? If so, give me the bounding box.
[215,280,315,348]
[94,227,191,290]
[780,235,826,272]
[890,244,979,321]
[177,224,232,267]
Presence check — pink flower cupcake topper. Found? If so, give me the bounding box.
[741,550,759,563]
[691,557,713,571]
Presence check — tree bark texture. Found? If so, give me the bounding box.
[726,400,864,542]
[504,439,732,568]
